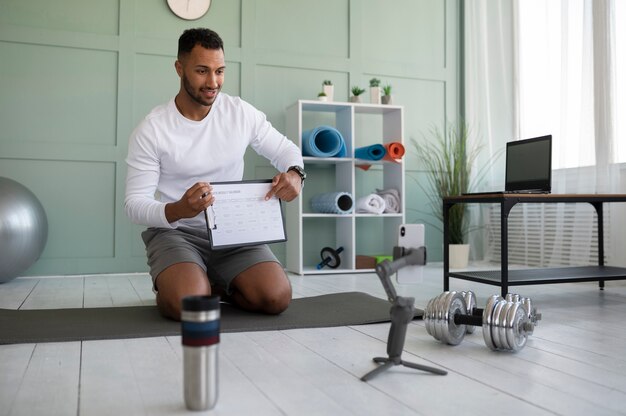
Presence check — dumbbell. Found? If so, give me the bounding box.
[423,291,541,351]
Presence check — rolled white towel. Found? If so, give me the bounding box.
[355,194,386,214]
[375,188,401,213]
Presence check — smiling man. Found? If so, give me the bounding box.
[124,28,305,321]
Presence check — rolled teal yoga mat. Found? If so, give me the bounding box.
[355,144,386,161]
[302,126,347,157]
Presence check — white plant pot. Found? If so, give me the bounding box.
[370,87,381,104]
[318,96,328,102]
[449,244,470,269]
[349,95,361,103]
[323,85,334,102]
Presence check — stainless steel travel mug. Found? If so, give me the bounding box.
[182,295,220,411]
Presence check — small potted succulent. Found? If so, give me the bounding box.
[350,86,366,103]
[382,84,392,105]
[322,80,334,102]
[317,91,328,102]
[369,78,381,104]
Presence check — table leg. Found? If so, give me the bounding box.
[500,202,508,296]
[500,200,517,297]
[591,202,605,290]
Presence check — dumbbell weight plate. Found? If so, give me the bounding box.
[424,297,435,337]
[507,294,539,326]
[433,292,448,342]
[521,298,539,327]
[441,291,467,345]
[491,299,510,350]
[482,295,502,350]
[497,301,513,350]
[505,293,521,303]
[505,302,530,351]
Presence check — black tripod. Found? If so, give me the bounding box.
[361,247,447,381]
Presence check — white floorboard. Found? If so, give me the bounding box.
[1,265,626,415]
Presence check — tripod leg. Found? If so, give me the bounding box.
[361,359,394,382]
[401,360,447,376]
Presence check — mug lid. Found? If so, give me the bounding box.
[182,295,220,311]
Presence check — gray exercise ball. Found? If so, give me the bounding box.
[0,177,48,283]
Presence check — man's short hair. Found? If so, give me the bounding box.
[178,28,224,58]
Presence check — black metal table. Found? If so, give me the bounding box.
[443,193,626,296]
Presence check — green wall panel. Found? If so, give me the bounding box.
[0,0,119,35]
[0,41,118,146]
[361,0,445,68]
[402,79,447,166]
[0,159,115,263]
[132,53,181,127]
[255,0,349,59]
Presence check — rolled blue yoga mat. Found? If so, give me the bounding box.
[302,126,347,158]
[310,192,354,214]
[355,144,386,161]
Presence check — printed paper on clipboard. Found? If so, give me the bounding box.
[205,180,287,249]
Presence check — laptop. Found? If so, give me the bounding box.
[464,134,552,195]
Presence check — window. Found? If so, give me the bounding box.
[517,0,625,168]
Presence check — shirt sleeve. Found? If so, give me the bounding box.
[124,123,178,229]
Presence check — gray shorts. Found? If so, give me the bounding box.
[141,227,280,294]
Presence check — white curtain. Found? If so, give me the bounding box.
[463,0,516,260]
[464,0,625,266]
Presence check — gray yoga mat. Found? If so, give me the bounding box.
[0,292,423,345]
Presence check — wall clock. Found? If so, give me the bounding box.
[167,0,211,20]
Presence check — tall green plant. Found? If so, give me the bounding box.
[412,122,482,245]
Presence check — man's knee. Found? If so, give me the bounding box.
[258,284,291,315]
[155,263,210,320]
[232,262,292,314]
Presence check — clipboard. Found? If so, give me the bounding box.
[204,179,287,249]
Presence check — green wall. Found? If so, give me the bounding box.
[0,0,460,276]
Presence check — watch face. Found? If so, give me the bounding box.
[167,0,211,20]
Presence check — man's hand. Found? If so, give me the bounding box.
[165,182,214,223]
[265,170,302,202]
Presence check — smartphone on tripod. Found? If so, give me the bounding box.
[396,224,425,284]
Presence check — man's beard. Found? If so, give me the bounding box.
[182,74,219,107]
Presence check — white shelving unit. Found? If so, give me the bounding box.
[285,100,406,275]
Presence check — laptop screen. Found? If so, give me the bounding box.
[505,135,552,193]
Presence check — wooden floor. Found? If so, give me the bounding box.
[1,264,626,416]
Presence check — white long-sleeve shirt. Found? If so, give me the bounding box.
[125,93,303,229]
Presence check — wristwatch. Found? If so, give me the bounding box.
[287,165,306,184]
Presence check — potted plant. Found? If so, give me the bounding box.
[317,91,328,102]
[412,121,487,268]
[350,86,366,103]
[382,84,392,105]
[322,80,334,102]
[369,78,381,104]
